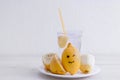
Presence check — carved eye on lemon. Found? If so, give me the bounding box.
[62,43,80,75]
[80,54,95,74]
[50,54,66,75]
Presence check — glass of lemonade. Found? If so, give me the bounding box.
[57,31,82,55]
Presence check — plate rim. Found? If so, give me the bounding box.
[39,65,100,78]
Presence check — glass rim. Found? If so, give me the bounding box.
[57,30,83,37]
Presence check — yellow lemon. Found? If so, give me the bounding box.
[50,54,66,75]
[62,43,80,75]
[80,54,95,74]
[80,64,91,74]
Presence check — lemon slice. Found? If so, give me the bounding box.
[58,35,68,48]
[50,55,66,75]
[80,54,95,74]
[42,53,56,71]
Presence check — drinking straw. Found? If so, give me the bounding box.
[58,8,67,34]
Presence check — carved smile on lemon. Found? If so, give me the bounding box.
[66,54,75,64]
[62,43,80,75]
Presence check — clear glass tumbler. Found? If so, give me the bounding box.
[57,31,82,56]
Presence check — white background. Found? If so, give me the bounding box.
[0,0,120,55]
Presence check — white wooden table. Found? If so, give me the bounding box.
[0,54,120,80]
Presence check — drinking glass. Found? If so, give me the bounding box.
[57,31,82,56]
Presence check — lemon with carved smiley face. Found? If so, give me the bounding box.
[62,43,80,75]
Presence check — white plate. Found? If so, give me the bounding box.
[39,65,100,78]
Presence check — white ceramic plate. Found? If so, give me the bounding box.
[39,65,100,78]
